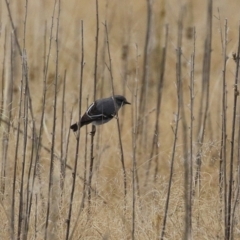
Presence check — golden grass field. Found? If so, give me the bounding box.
[1,0,240,239]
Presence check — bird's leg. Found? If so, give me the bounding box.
[89,125,96,136]
[73,131,78,139]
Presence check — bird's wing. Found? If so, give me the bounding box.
[86,102,111,119]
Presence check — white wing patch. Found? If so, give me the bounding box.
[86,102,107,119]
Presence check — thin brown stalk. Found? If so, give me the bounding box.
[132,94,136,240]
[20,51,37,236]
[176,8,191,238]
[131,113,136,239]
[22,7,38,233]
[18,54,29,240]
[231,105,240,239]
[145,24,168,186]
[9,34,15,240]
[160,16,182,240]
[217,9,224,202]
[0,27,7,199]
[25,118,36,236]
[69,103,89,240]
[34,195,38,240]
[88,0,99,212]
[120,6,132,130]
[154,25,169,182]
[189,27,196,238]
[104,21,127,203]
[44,1,58,238]
[19,66,29,240]
[0,27,7,128]
[138,0,152,134]
[131,44,140,240]
[83,97,89,209]
[28,18,50,224]
[219,19,228,239]
[194,0,212,196]
[133,44,141,201]
[226,24,240,240]
[4,0,22,56]
[65,20,84,240]
[160,67,181,239]
[138,0,153,159]
[60,70,67,191]
[231,40,240,240]
[93,0,99,100]
[18,1,29,238]
[99,25,107,99]
[63,111,72,178]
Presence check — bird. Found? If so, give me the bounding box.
[70,95,130,132]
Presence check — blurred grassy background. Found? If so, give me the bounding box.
[1,0,240,239]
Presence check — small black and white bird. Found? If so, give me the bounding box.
[70,95,130,132]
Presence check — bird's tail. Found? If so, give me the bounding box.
[70,123,79,132]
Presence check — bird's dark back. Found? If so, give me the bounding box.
[94,97,117,116]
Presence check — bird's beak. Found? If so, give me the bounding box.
[125,100,131,105]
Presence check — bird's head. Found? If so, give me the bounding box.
[114,95,131,107]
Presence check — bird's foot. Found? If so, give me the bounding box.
[89,125,96,136]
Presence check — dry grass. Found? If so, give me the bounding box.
[1,0,240,239]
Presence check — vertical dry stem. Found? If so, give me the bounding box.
[44,1,58,238]
[219,18,228,239]
[138,0,153,158]
[88,0,99,212]
[226,24,240,240]
[65,20,84,240]
[160,14,182,240]
[189,27,196,239]
[145,24,168,186]
[104,21,127,204]
[60,70,67,191]
[194,0,212,195]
